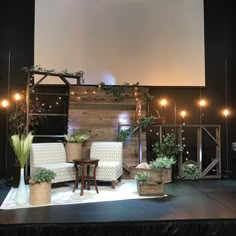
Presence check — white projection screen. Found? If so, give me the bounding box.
[35,0,205,86]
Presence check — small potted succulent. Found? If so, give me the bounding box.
[29,168,56,205]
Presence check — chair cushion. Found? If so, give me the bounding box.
[32,163,75,183]
[95,161,122,181]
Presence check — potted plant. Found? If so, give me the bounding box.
[179,161,201,180]
[29,168,56,205]
[135,171,150,183]
[148,156,176,183]
[134,171,165,196]
[132,133,181,183]
[151,132,183,182]
[10,132,34,205]
[64,130,90,162]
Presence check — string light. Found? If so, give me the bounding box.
[180,110,186,119]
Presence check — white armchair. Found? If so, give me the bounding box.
[30,142,76,184]
[90,142,123,189]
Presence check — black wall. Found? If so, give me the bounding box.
[0,1,34,178]
[0,0,235,179]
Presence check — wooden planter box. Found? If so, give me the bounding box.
[131,167,172,183]
[137,181,165,196]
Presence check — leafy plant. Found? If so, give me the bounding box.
[64,130,90,143]
[149,156,176,169]
[138,116,156,127]
[135,171,150,183]
[180,163,201,180]
[8,92,45,135]
[31,168,56,183]
[117,128,133,142]
[100,82,140,100]
[152,133,183,159]
[10,132,34,168]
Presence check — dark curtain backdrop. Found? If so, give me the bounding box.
[0,0,236,178]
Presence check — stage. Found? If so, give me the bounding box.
[0,179,236,235]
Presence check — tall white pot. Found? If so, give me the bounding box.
[15,168,28,205]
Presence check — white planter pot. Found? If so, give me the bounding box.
[15,168,28,205]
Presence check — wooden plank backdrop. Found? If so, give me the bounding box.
[68,85,148,172]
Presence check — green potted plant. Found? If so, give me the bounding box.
[149,156,176,169]
[29,168,56,205]
[64,130,90,162]
[152,133,183,160]
[179,161,201,180]
[151,132,183,182]
[135,171,150,183]
[134,170,165,196]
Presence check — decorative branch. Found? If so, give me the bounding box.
[22,65,84,81]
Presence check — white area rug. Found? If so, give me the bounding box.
[1,180,162,210]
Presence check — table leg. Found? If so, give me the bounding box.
[93,164,99,193]
[80,165,85,196]
[73,164,79,192]
[87,165,90,190]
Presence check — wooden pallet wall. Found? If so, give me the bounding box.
[68,85,148,169]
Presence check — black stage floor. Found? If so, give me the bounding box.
[0,179,236,235]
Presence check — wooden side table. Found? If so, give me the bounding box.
[73,159,99,196]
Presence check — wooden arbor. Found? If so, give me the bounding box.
[24,68,84,138]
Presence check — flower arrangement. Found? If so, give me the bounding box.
[64,130,90,143]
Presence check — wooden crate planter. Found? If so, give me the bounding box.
[131,167,172,183]
[137,181,165,196]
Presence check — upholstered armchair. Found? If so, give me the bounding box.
[90,142,123,189]
[30,142,76,184]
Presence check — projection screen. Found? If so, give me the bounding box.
[35,0,205,86]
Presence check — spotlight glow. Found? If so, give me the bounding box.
[14,93,21,101]
[180,110,187,119]
[1,99,9,108]
[160,98,167,107]
[223,109,230,118]
[199,99,206,107]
